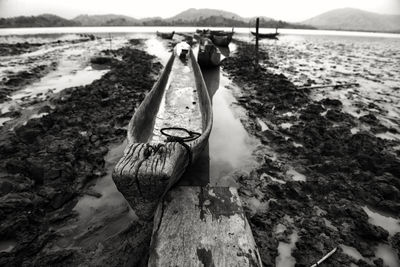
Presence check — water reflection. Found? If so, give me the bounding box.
[180,65,259,187]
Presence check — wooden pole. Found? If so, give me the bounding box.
[109,33,112,51]
[255,17,259,67]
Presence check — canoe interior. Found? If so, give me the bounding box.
[151,53,202,142]
[128,49,210,146]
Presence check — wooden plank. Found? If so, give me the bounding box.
[149,186,262,267]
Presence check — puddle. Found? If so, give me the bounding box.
[208,74,260,185]
[0,240,16,253]
[323,218,338,231]
[362,206,400,236]
[286,167,306,182]
[256,117,269,131]
[53,139,135,249]
[0,35,130,115]
[280,122,293,129]
[0,117,12,126]
[292,141,303,148]
[376,132,400,141]
[275,223,287,234]
[261,173,286,184]
[375,244,400,267]
[340,244,371,263]
[350,127,360,134]
[275,231,298,267]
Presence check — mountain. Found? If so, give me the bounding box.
[168,8,243,22]
[0,8,313,29]
[0,14,79,28]
[73,14,140,26]
[302,8,400,32]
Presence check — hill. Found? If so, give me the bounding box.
[0,14,79,28]
[73,14,140,26]
[168,8,243,22]
[302,8,400,32]
[0,8,313,29]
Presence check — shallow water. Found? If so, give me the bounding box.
[242,33,400,141]
[375,244,400,267]
[363,206,400,236]
[0,34,128,126]
[340,244,371,263]
[0,240,16,253]
[208,74,259,185]
[286,167,307,182]
[275,231,298,267]
[54,139,135,249]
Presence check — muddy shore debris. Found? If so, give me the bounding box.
[0,40,161,266]
[222,41,400,267]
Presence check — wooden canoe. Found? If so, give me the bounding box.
[149,186,263,266]
[156,31,175,39]
[211,34,232,47]
[112,42,213,220]
[251,31,279,39]
[197,38,221,68]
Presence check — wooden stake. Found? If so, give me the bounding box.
[310,247,337,267]
[255,17,259,67]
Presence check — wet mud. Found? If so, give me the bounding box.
[0,40,161,266]
[222,41,400,267]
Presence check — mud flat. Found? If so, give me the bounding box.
[222,41,400,267]
[0,40,162,266]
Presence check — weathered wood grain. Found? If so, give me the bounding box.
[149,186,262,267]
[113,142,188,220]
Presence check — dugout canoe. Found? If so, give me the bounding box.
[251,31,279,39]
[197,38,221,68]
[112,42,213,220]
[156,31,175,39]
[211,34,232,47]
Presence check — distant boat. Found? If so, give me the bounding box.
[251,31,279,39]
[156,31,175,39]
[197,38,221,68]
[196,29,234,46]
[211,34,232,47]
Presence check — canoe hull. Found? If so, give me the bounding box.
[198,38,221,68]
[211,34,233,47]
[251,31,279,39]
[156,31,175,39]
[112,46,212,220]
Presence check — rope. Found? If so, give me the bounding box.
[160,127,201,165]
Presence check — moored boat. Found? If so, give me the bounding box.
[197,38,221,68]
[211,34,233,47]
[112,42,212,220]
[251,31,279,39]
[156,31,175,39]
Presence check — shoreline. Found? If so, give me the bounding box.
[1,27,400,39]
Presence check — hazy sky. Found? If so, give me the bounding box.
[0,0,399,21]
